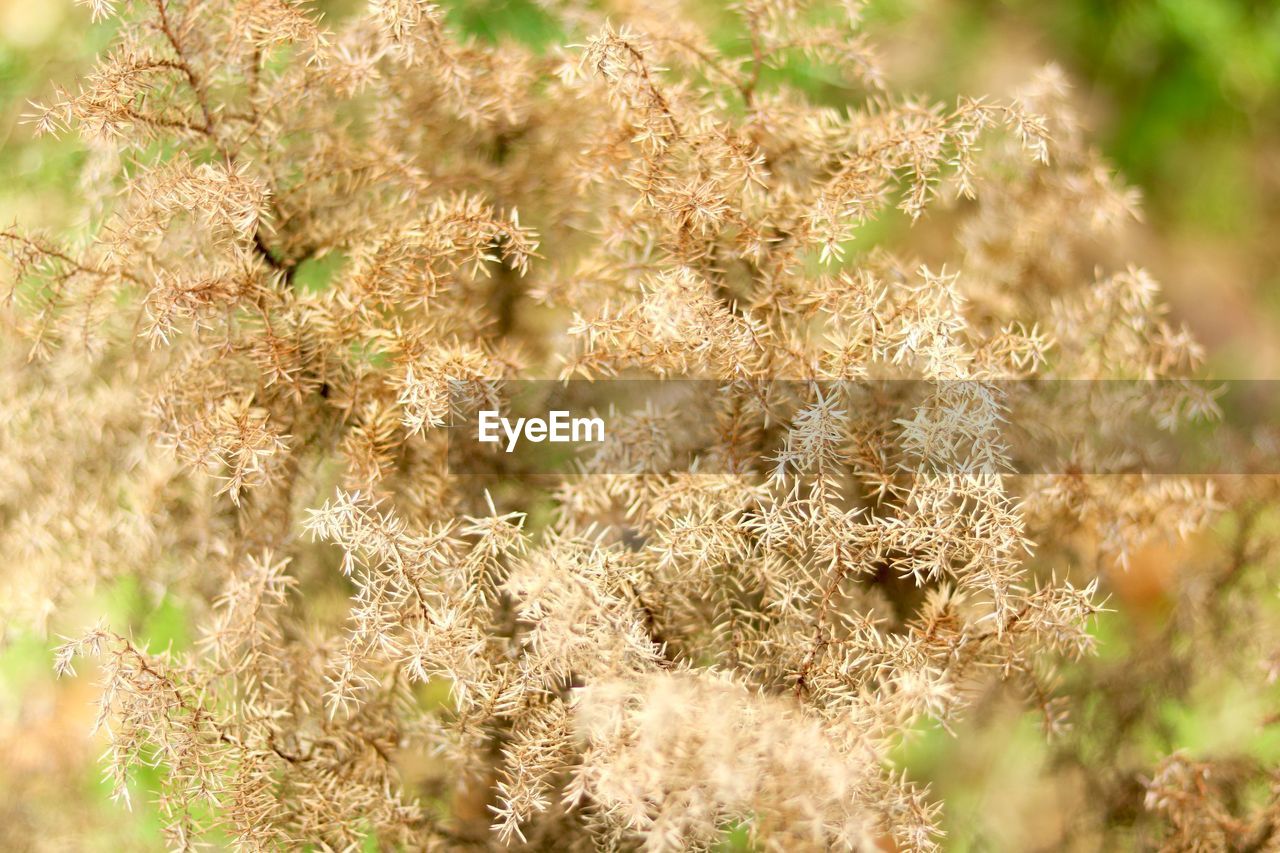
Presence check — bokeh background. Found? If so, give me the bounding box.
[1,1,1278,849]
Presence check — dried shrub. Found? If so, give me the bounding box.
[2,0,1275,850]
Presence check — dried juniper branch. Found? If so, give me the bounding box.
[0,1,1257,850]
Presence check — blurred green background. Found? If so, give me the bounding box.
[1,1,1278,849]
